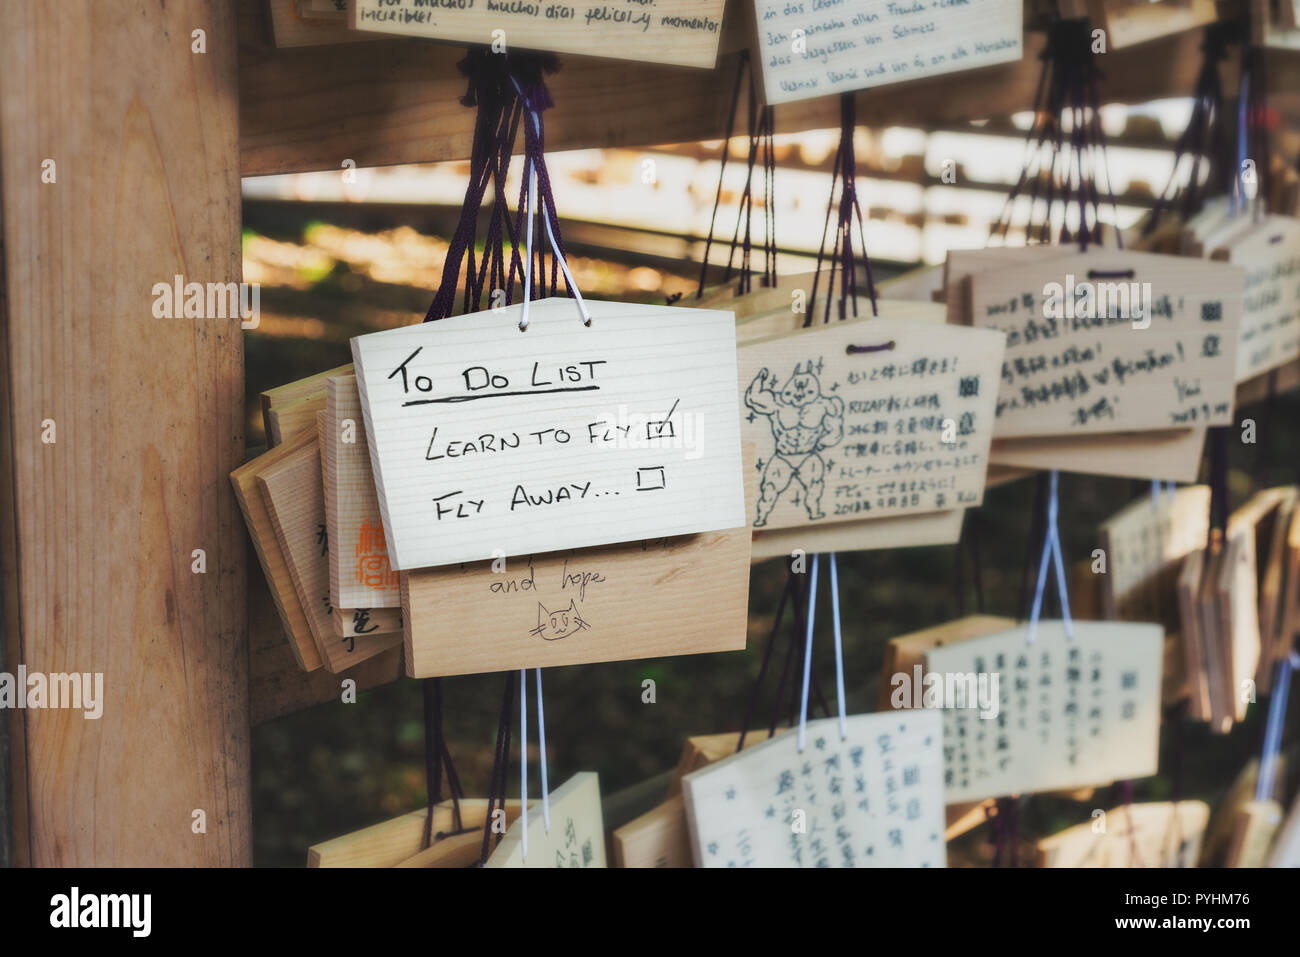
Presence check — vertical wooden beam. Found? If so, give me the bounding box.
[0,0,251,865]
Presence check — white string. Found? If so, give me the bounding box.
[829,553,847,740]
[536,668,550,833]
[1026,470,1073,644]
[520,668,528,860]
[510,77,591,332]
[797,554,820,753]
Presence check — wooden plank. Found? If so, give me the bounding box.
[967,250,1245,437]
[611,794,692,868]
[258,439,402,671]
[1268,788,1300,866]
[1224,799,1285,867]
[1086,0,1218,50]
[749,506,965,559]
[989,428,1207,482]
[926,620,1164,802]
[231,431,324,671]
[323,376,400,609]
[750,0,1022,106]
[260,362,353,445]
[350,0,727,69]
[1036,800,1209,867]
[484,772,606,867]
[402,524,752,677]
[1221,216,1300,382]
[308,798,520,866]
[739,318,1004,528]
[666,729,790,797]
[236,6,1217,177]
[682,711,947,867]
[0,0,250,865]
[1098,484,1210,620]
[265,389,326,448]
[351,298,746,570]
[877,614,1017,711]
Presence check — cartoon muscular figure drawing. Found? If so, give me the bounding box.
[745,365,845,526]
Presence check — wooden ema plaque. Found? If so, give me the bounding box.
[349,0,727,69]
[351,298,746,571]
[750,0,1022,106]
[682,711,946,867]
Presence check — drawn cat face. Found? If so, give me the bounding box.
[780,371,820,407]
[530,599,588,641]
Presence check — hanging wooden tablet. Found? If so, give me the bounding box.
[966,250,1245,436]
[750,506,965,559]
[666,729,790,797]
[394,803,527,868]
[682,711,946,867]
[1217,532,1260,724]
[611,795,693,869]
[484,772,606,868]
[737,301,968,554]
[261,364,353,447]
[307,798,524,867]
[1218,215,1300,382]
[1224,799,1285,868]
[231,431,324,672]
[1198,540,1231,730]
[261,363,353,442]
[348,0,727,68]
[737,317,1004,529]
[267,391,328,450]
[323,375,400,611]
[990,428,1208,482]
[1083,0,1217,50]
[944,246,1072,325]
[1036,800,1209,867]
[351,298,746,571]
[1268,789,1300,866]
[950,256,1211,480]
[257,438,402,672]
[1262,502,1300,692]
[615,730,789,868]
[1098,485,1210,621]
[748,0,1022,106]
[1199,757,1278,864]
[1177,547,1210,719]
[877,614,1017,711]
[925,621,1164,803]
[1256,492,1297,691]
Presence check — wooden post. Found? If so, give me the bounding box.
[0,0,251,865]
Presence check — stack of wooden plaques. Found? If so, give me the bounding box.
[1176,487,1300,730]
[1092,485,1210,706]
[232,365,402,675]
